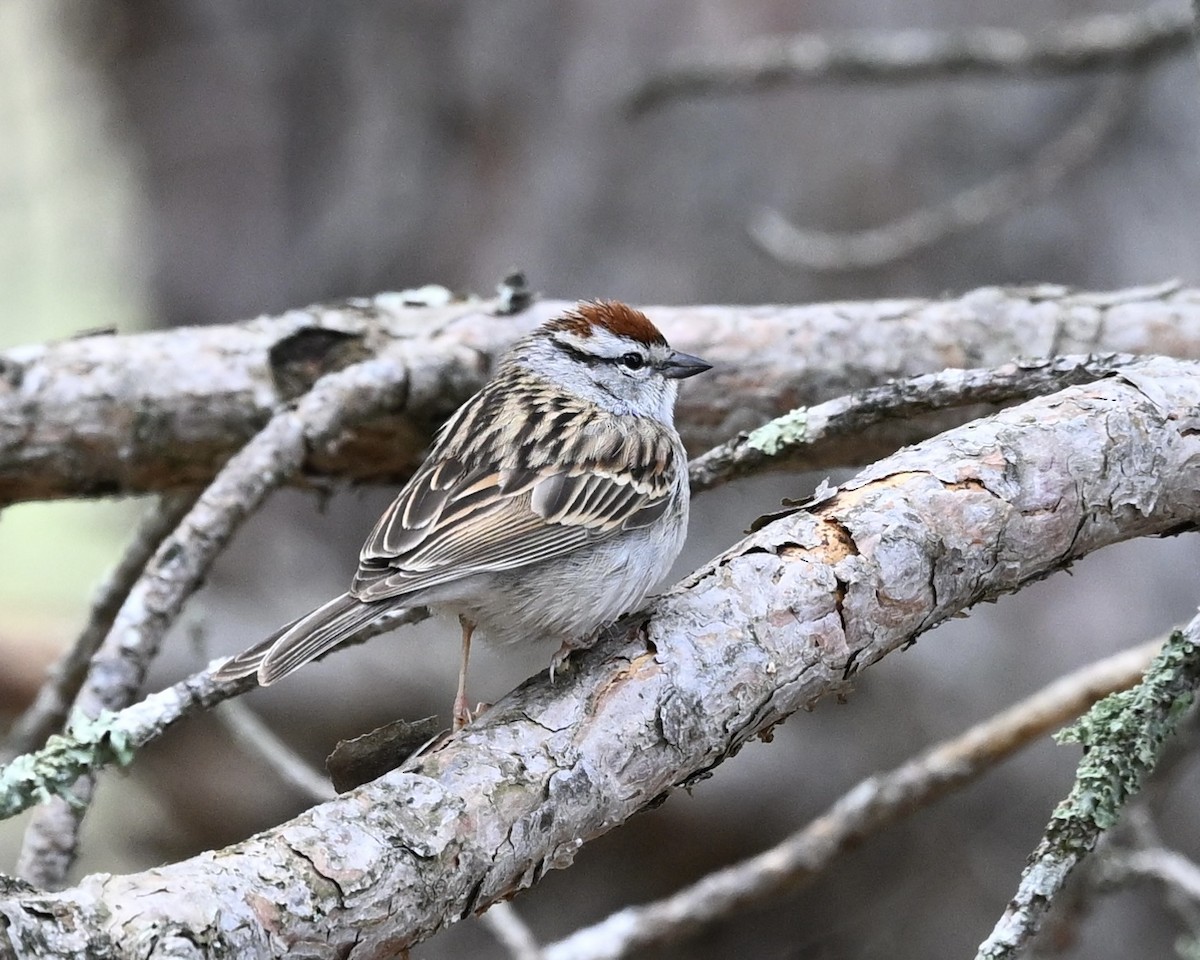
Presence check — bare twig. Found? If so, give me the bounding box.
[14,350,411,888]
[542,640,1161,960]
[216,701,335,803]
[628,1,1189,113]
[749,80,1127,271]
[1106,846,1200,903]
[481,902,544,960]
[975,626,1200,959]
[688,352,1135,493]
[1,493,198,764]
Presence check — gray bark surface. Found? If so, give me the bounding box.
[2,283,1196,502]
[2,356,1197,959]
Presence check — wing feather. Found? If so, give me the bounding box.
[350,378,680,602]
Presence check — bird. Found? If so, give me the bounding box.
[214,300,712,729]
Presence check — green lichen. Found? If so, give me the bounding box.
[1051,629,1200,835]
[745,409,809,456]
[0,710,138,819]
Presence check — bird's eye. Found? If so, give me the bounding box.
[619,352,646,370]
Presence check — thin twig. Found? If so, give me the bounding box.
[1,493,198,764]
[748,79,1127,271]
[1106,846,1200,903]
[13,350,412,888]
[688,352,1136,493]
[481,902,544,960]
[975,625,1200,959]
[628,1,1189,113]
[216,701,335,803]
[1094,805,1200,944]
[542,639,1162,960]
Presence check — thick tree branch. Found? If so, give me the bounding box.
[541,639,1162,960]
[0,356,1198,958]
[627,1,1189,113]
[4,284,1200,503]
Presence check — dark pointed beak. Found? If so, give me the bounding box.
[661,350,712,379]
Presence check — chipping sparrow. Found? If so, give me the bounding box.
[215,301,711,728]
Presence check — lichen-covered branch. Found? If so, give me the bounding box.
[974,626,1200,959]
[688,352,1138,493]
[627,1,1189,113]
[0,669,254,822]
[0,356,1198,958]
[4,284,1200,503]
[542,639,1161,960]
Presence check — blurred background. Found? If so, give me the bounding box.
[2,1,1200,957]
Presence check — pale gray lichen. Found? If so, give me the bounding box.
[745,409,809,456]
[0,710,138,818]
[1051,629,1199,835]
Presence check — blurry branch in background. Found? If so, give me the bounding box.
[748,79,1128,271]
[215,700,336,804]
[541,640,1162,960]
[1100,841,1200,950]
[6,285,1200,504]
[974,627,1200,960]
[627,1,1189,112]
[480,903,545,960]
[13,351,412,889]
[1,358,1198,956]
[1,494,198,764]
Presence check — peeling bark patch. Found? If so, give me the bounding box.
[269,329,371,401]
[592,651,659,714]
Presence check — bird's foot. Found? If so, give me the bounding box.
[451,698,493,731]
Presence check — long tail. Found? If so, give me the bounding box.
[212,593,392,686]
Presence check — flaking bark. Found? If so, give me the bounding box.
[2,282,1198,503]
[1,356,1198,959]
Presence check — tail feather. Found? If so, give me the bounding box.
[213,593,390,685]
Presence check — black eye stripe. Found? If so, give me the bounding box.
[551,337,649,369]
[551,337,605,366]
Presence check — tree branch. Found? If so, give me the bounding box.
[688,352,1138,493]
[627,1,1190,113]
[5,284,1200,503]
[541,639,1162,960]
[974,626,1200,959]
[1,356,1198,957]
[748,79,1127,271]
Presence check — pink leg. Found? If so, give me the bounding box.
[453,616,475,730]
